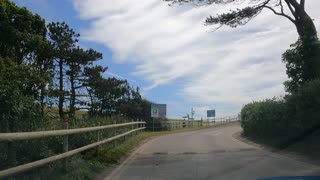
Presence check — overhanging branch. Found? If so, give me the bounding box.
[284,0,296,19]
[263,5,296,24]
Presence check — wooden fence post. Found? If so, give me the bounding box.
[6,121,16,170]
[7,142,16,168]
[62,120,68,172]
[96,121,100,154]
[113,121,116,148]
[131,119,134,136]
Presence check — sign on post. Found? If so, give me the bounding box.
[151,104,167,119]
[207,110,215,118]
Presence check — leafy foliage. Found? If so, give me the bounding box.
[240,98,287,138]
[241,80,320,146]
[0,1,153,176]
[0,57,43,132]
[285,80,320,132]
[0,0,47,63]
[206,7,263,27]
[283,40,320,92]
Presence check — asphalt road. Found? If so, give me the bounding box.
[103,125,320,180]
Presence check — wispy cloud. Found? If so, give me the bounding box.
[104,71,126,80]
[72,0,320,115]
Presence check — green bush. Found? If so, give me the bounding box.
[285,79,320,133]
[240,98,287,138]
[241,79,320,146]
[145,118,170,131]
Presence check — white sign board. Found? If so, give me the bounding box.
[151,108,159,118]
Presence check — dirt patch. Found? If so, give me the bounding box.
[232,131,279,152]
[233,131,260,148]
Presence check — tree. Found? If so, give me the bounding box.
[94,78,130,116]
[66,47,102,118]
[33,40,55,117]
[82,65,107,115]
[166,0,320,91]
[47,22,79,169]
[0,0,47,64]
[47,22,79,122]
[282,40,320,92]
[165,0,317,42]
[0,1,53,167]
[0,57,44,132]
[0,56,44,166]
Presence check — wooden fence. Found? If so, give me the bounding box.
[147,115,240,131]
[0,121,146,179]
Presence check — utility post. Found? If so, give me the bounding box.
[187,114,190,128]
[152,118,155,131]
[191,108,194,120]
[191,108,195,128]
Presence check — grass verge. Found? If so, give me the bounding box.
[284,129,320,163]
[237,129,320,164]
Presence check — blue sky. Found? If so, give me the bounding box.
[13,0,320,119]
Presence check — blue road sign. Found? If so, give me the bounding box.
[207,110,215,118]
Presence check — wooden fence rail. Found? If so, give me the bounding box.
[148,115,240,131]
[0,121,145,142]
[0,122,146,179]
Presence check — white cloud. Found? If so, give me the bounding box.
[72,0,320,116]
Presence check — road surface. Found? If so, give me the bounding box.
[102,125,320,180]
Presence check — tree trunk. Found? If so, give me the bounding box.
[58,59,64,120]
[69,71,76,118]
[294,9,320,79]
[295,10,318,43]
[88,89,94,116]
[58,58,69,171]
[40,83,45,118]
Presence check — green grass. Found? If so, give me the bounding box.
[242,127,320,163]
[46,107,88,119]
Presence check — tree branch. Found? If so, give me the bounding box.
[283,0,296,19]
[279,0,284,14]
[286,0,301,10]
[263,5,296,24]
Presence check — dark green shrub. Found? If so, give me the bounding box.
[241,98,287,138]
[285,79,320,133]
[241,79,320,146]
[145,118,170,131]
